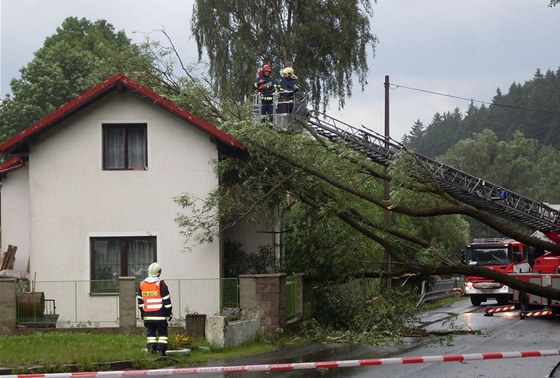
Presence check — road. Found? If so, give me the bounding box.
[185,299,560,377]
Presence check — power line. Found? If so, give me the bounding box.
[390,83,560,116]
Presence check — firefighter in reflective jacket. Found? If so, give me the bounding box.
[138,262,172,355]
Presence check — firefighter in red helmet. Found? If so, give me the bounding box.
[138,262,173,355]
[254,64,277,121]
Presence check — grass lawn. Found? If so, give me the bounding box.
[0,331,279,374]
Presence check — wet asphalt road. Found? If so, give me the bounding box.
[174,298,560,377]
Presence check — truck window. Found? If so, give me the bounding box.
[466,247,511,266]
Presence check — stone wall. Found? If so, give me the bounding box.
[239,273,286,335]
[0,279,17,334]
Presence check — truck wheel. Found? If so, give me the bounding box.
[470,295,483,306]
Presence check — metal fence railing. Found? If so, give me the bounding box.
[15,278,238,328]
[416,278,464,307]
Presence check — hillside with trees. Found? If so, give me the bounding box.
[402,68,560,237]
[403,68,560,158]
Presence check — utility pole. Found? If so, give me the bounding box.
[384,75,392,289]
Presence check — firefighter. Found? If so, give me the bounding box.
[279,67,300,93]
[138,262,173,355]
[278,67,300,113]
[254,64,277,121]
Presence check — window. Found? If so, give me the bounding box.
[90,236,156,294]
[103,123,147,170]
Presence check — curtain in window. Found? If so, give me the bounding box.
[128,127,146,169]
[92,240,121,280]
[105,128,125,169]
[128,239,155,281]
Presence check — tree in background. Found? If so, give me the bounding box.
[190,0,377,111]
[408,69,560,158]
[401,120,425,146]
[0,17,159,143]
[438,129,560,237]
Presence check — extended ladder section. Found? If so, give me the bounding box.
[303,110,560,233]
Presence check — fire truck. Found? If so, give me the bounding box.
[508,237,560,315]
[299,109,560,317]
[461,238,525,306]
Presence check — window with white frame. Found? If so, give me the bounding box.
[103,123,147,170]
[90,236,156,294]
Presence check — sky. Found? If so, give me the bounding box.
[1,0,559,141]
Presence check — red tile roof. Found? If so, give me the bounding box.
[0,73,246,155]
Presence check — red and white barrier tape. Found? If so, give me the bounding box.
[5,348,560,377]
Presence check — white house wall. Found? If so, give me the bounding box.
[223,211,278,256]
[26,90,221,283]
[1,165,31,272]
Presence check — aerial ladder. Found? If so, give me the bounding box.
[301,109,560,240]
[297,109,560,318]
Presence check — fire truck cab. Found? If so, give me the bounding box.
[461,238,525,306]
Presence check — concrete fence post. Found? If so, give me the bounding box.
[239,273,286,335]
[0,278,17,334]
[119,277,137,330]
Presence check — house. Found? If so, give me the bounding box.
[0,73,276,324]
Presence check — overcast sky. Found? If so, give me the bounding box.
[1,1,559,140]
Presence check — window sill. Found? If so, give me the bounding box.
[89,292,119,297]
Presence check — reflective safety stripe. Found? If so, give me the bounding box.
[144,298,163,310]
[144,316,167,320]
[157,336,168,344]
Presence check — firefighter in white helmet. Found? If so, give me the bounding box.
[278,67,300,113]
[137,262,173,355]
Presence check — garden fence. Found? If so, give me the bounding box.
[13,278,238,328]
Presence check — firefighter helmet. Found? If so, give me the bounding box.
[262,64,272,72]
[283,67,294,77]
[148,262,162,277]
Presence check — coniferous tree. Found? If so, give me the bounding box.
[408,69,560,157]
[402,119,425,145]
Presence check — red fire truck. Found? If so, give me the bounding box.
[509,233,560,315]
[461,238,525,306]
